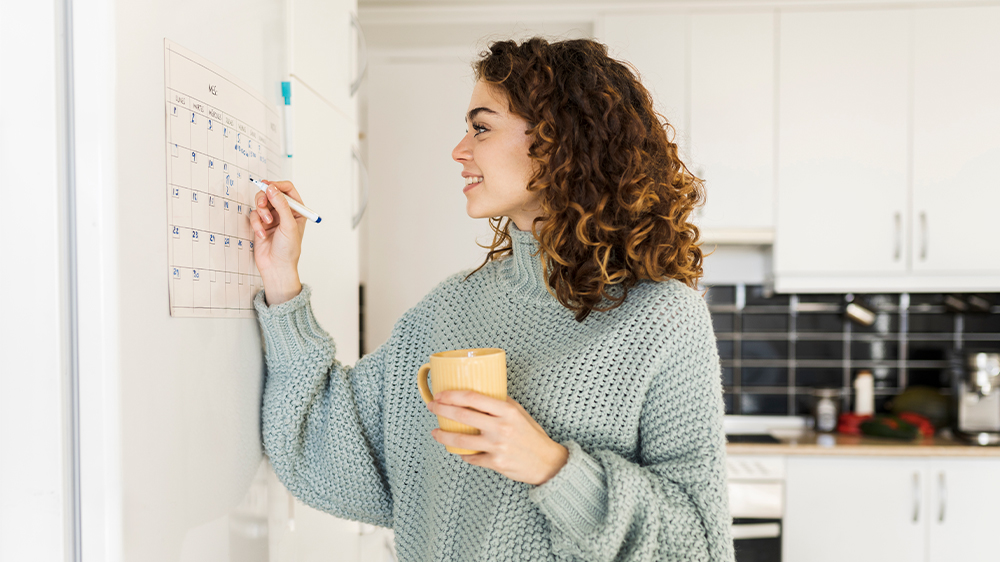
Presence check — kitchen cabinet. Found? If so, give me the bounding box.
[774,6,1000,292]
[774,9,911,285]
[601,11,777,242]
[784,456,1000,562]
[688,12,775,238]
[911,6,1000,277]
[288,0,362,118]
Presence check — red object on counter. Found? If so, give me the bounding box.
[837,412,873,435]
[897,412,935,438]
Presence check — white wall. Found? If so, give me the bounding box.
[0,2,72,561]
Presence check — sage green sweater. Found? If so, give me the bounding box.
[255,225,734,561]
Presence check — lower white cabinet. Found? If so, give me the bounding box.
[784,456,1000,562]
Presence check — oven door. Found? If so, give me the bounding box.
[732,517,781,562]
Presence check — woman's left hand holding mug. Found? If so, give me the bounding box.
[427,392,569,486]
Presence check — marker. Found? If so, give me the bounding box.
[251,178,322,223]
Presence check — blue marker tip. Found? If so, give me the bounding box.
[315,217,322,223]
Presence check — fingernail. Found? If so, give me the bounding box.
[267,186,277,196]
[256,229,264,238]
[264,212,272,223]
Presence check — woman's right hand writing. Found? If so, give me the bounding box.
[249,180,307,306]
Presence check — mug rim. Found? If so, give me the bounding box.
[431,348,505,360]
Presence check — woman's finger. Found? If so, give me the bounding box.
[249,209,266,239]
[265,185,299,235]
[434,390,510,417]
[262,179,305,206]
[432,429,488,452]
[430,402,496,432]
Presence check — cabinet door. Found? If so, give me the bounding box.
[927,459,1000,562]
[784,457,924,562]
[291,79,360,362]
[289,0,357,117]
[912,6,1000,276]
[775,10,910,279]
[689,12,775,233]
[600,13,689,157]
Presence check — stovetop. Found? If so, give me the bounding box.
[726,434,782,444]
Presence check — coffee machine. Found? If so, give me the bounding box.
[956,352,1000,445]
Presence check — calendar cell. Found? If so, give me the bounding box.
[207,159,223,196]
[170,144,191,187]
[210,197,225,234]
[224,200,237,236]
[190,190,209,231]
[191,229,210,269]
[225,240,238,273]
[190,151,208,193]
[236,203,251,239]
[171,267,193,309]
[173,227,193,267]
[206,108,224,159]
[239,274,252,309]
[225,274,239,315]
[237,239,248,274]
[192,268,211,308]
[168,104,190,148]
[171,187,192,228]
[189,106,208,155]
[209,233,225,270]
[210,272,226,310]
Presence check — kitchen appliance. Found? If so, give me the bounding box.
[724,417,804,561]
[955,352,1000,445]
[727,455,785,562]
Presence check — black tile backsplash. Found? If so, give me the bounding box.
[707,285,1000,416]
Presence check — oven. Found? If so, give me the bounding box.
[727,454,785,562]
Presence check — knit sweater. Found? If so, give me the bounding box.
[255,224,735,562]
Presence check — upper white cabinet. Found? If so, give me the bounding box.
[774,6,1000,292]
[601,12,778,242]
[911,6,1000,276]
[774,9,911,284]
[600,13,689,154]
[784,456,1000,562]
[288,0,362,118]
[689,12,775,237]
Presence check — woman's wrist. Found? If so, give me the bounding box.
[262,272,302,306]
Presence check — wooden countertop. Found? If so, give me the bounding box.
[726,432,1000,457]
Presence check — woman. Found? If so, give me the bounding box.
[250,38,733,562]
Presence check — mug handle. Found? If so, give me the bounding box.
[417,363,434,404]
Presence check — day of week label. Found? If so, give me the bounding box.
[225,116,235,127]
[208,108,222,120]
[174,93,187,106]
[192,101,204,112]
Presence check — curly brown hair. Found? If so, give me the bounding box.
[466,37,706,322]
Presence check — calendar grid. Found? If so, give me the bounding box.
[164,40,282,318]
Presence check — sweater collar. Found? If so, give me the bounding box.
[502,223,557,303]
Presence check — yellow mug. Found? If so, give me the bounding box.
[417,348,507,455]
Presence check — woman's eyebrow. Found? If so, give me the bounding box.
[466,107,500,123]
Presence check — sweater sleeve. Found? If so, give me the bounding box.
[255,285,393,528]
[527,291,735,562]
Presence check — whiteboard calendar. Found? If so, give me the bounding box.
[164,40,281,317]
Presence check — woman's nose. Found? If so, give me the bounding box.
[452,133,472,163]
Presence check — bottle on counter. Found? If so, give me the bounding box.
[854,370,875,416]
[812,388,841,433]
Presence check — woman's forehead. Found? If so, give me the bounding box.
[467,81,507,118]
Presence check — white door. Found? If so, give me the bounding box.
[911,6,1000,276]
[784,457,925,562]
[926,458,1000,562]
[774,9,911,278]
[688,11,775,233]
[288,0,358,117]
[599,13,690,158]
[292,79,361,364]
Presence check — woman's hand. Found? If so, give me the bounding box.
[427,392,570,486]
[249,180,307,305]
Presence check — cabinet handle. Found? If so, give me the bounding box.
[893,212,902,261]
[912,471,921,523]
[351,147,369,229]
[938,471,947,523]
[349,12,368,97]
[919,211,928,261]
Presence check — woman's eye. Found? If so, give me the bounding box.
[472,123,489,136]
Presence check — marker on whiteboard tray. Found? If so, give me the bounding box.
[251,178,322,224]
[281,81,293,158]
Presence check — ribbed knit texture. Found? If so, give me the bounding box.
[255,224,735,562]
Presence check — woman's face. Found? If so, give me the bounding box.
[452,81,541,231]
